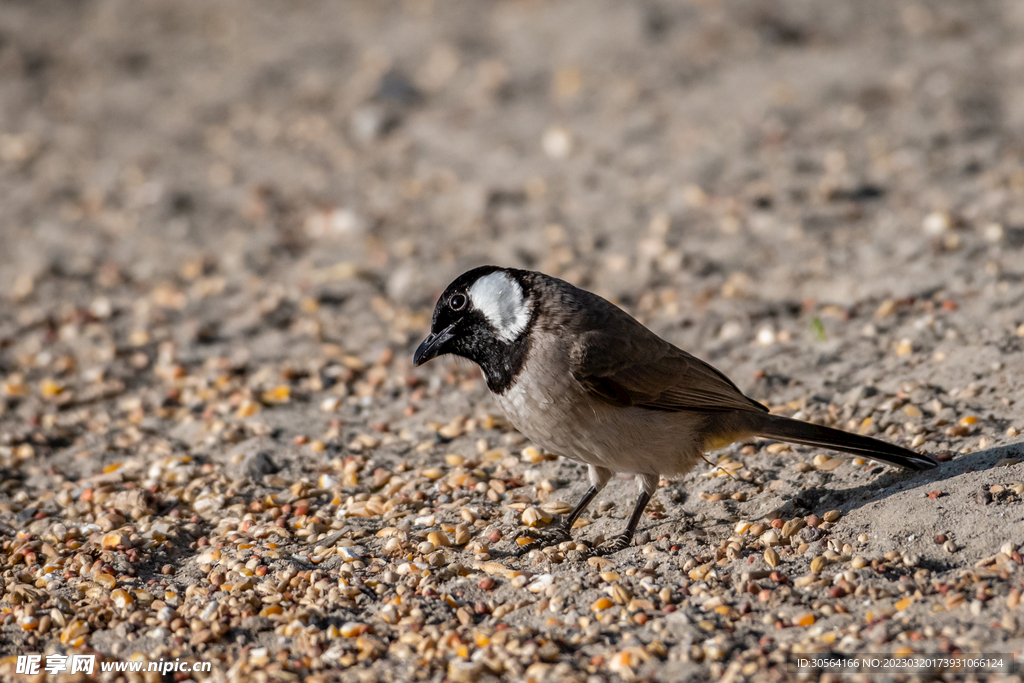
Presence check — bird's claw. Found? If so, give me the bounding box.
[582,533,633,558]
[512,524,573,557]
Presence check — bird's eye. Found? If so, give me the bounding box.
[449,293,467,311]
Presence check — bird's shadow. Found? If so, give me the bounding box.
[747,441,1024,522]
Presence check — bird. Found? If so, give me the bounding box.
[413,266,938,557]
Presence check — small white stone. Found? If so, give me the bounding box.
[983,222,1004,241]
[192,493,224,515]
[200,602,218,621]
[542,127,572,159]
[922,211,952,235]
[338,547,362,563]
[527,574,555,593]
[89,297,113,319]
[719,320,744,341]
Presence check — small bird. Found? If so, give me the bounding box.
[414,266,937,557]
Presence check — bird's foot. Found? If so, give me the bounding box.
[584,532,634,558]
[512,524,573,558]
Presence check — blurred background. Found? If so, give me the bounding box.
[2,0,1023,401]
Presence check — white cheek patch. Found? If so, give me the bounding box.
[468,271,530,342]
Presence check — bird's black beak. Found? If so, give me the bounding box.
[413,324,456,366]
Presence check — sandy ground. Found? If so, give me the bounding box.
[2,1,1024,681]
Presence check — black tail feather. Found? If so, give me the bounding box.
[753,413,937,471]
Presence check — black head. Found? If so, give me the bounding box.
[413,266,535,393]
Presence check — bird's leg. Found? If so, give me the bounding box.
[589,473,658,557]
[514,464,610,557]
[515,486,598,556]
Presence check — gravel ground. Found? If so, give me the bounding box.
[2,1,1024,681]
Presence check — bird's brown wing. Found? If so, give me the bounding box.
[570,327,768,414]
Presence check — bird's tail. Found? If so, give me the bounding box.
[749,412,937,471]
